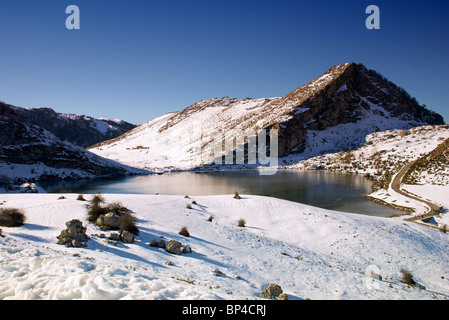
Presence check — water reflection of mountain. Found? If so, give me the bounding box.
[38,170,400,217]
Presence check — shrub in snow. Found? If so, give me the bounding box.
[0,207,26,227]
[87,205,108,223]
[186,203,193,209]
[57,219,88,247]
[237,218,246,227]
[90,194,105,207]
[0,228,4,237]
[119,213,139,235]
[400,269,416,286]
[77,194,86,201]
[106,201,130,216]
[87,198,139,236]
[179,226,190,237]
[233,191,241,199]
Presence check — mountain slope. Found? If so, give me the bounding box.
[6,102,136,148]
[0,103,139,184]
[89,62,444,171]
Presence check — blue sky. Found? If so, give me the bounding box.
[0,0,448,124]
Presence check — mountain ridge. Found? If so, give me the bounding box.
[0,102,141,185]
[89,62,444,171]
[4,102,137,148]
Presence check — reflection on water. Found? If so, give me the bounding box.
[38,170,401,217]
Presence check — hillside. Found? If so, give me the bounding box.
[89,62,444,172]
[291,125,449,190]
[403,136,449,185]
[4,102,136,148]
[0,103,141,185]
[1,193,448,300]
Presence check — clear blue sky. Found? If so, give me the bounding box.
[0,0,448,124]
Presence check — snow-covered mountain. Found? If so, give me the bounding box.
[7,103,136,148]
[0,102,140,184]
[89,62,444,171]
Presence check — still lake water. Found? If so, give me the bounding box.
[38,170,401,217]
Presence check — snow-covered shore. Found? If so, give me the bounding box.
[1,193,448,300]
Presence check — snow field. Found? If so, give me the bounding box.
[1,193,448,300]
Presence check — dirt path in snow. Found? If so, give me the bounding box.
[390,160,443,230]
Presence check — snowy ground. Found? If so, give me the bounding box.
[1,193,448,300]
[402,185,449,227]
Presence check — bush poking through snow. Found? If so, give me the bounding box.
[234,191,241,199]
[179,226,190,237]
[238,218,246,227]
[87,197,139,237]
[0,207,26,227]
[400,269,416,286]
[90,194,105,207]
[107,201,130,216]
[77,194,86,201]
[0,228,4,237]
[186,203,193,209]
[119,213,139,236]
[207,214,214,222]
[87,201,108,223]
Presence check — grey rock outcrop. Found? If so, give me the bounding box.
[165,240,182,255]
[57,219,88,247]
[120,230,135,243]
[96,212,120,231]
[259,284,284,300]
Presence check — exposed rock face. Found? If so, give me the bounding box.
[57,219,88,247]
[266,62,444,157]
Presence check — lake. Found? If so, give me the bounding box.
[38,169,401,217]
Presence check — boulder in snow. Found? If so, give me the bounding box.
[96,212,120,230]
[120,230,135,243]
[57,219,88,247]
[165,240,182,255]
[259,284,283,299]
